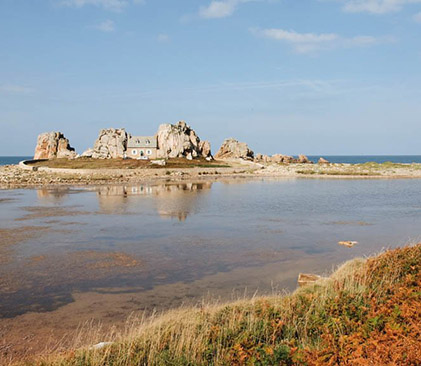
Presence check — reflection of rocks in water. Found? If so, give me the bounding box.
[36,188,70,204]
[96,182,212,221]
[155,182,212,221]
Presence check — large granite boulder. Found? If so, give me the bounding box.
[34,132,77,160]
[88,128,128,159]
[156,121,212,159]
[214,138,254,160]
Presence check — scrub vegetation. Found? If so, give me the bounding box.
[21,244,420,366]
[27,158,231,170]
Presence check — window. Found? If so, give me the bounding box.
[140,150,144,156]
[132,149,137,155]
[146,139,150,145]
[147,149,152,155]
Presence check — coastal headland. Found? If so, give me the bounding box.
[2,120,421,189]
[1,158,421,190]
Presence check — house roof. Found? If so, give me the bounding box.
[127,136,157,148]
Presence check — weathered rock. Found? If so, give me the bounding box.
[156,121,212,159]
[81,148,94,158]
[215,138,254,160]
[34,132,77,160]
[318,157,330,164]
[297,154,312,164]
[254,153,299,164]
[90,128,128,159]
[198,140,212,159]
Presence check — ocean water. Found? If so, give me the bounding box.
[1,178,421,318]
[0,156,32,166]
[307,155,421,164]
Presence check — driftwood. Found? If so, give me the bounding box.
[298,273,322,287]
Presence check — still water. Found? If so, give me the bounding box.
[1,178,421,318]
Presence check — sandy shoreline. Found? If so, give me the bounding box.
[1,160,421,189]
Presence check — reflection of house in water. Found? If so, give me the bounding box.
[96,182,212,220]
[154,183,212,221]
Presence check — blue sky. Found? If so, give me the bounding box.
[1,0,421,156]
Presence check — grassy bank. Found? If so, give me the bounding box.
[27,158,231,170]
[23,244,420,366]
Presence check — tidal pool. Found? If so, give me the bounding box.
[1,178,421,320]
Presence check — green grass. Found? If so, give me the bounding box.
[23,244,421,366]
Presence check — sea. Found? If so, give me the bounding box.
[1,155,421,166]
[0,156,32,166]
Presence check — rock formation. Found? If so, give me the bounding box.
[34,132,77,160]
[86,128,128,159]
[254,153,312,164]
[318,157,330,164]
[298,154,312,164]
[156,121,212,159]
[214,138,254,160]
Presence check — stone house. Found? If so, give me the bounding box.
[126,136,158,159]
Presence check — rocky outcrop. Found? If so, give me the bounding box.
[156,121,212,159]
[255,154,296,164]
[81,148,94,158]
[298,154,312,164]
[87,128,128,159]
[254,154,312,164]
[34,132,77,160]
[318,157,330,164]
[214,138,254,160]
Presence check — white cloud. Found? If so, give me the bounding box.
[339,0,421,14]
[199,0,258,19]
[200,1,237,18]
[413,11,421,21]
[157,34,170,42]
[59,0,143,12]
[257,29,339,43]
[252,28,394,54]
[0,85,34,95]
[95,19,115,32]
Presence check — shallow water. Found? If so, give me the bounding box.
[1,178,421,318]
